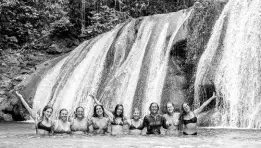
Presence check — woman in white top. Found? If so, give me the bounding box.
[163,102,181,135]
[52,109,71,134]
[70,107,89,134]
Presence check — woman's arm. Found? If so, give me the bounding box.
[138,116,148,130]
[15,91,36,120]
[89,95,114,121]
[194,92,218,115]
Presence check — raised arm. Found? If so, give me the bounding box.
[15,91,36,120]
[89,95,114,120]
[194,92,218,115]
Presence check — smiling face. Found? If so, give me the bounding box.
[95,105,104,117]
[133,110,140,120]
[116,106,123,116]
[150,103,159,114]
[43,108,53,119]
[76,107,84,119]
[60,110,68,122]
[182,103,191,113]
[166,103,174,114]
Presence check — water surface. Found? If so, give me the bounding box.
[0,122,260,148]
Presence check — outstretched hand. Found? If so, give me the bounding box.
[211,92,217,99]
[15,91,23,98]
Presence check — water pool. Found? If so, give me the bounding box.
[0,122,261,148]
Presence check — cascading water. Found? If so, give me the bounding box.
[195,0,261,128]
[32,10,192,118]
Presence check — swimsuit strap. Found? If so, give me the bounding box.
[37,121,52,132]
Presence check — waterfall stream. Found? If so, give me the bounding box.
[32,10,191,118]
[195,0,261,128]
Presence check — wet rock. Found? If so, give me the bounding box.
[0,49,56,121]
[0,112,13,121]
[0,91,6,95]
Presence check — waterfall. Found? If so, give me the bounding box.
[32,10,191,118]
[195,0,261,128]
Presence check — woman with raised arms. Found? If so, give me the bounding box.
[180,92,218,135]
[15,91,53,135]
[88,104,111,134]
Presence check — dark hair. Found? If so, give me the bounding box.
[75,106,84,118]
[113,104,124,118]
[59,108,68,114]
[149,102,159,113]
[93,105,105,117]
[40,105,53,121]
[178,102,189,130]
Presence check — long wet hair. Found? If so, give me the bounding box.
[40,105,53,121]
[113,104,124,118]
[74,106,84,118]
[149,102,159,113]
[93,104,105,117]
[178,102,190,130]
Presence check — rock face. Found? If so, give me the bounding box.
[0,49,60,121]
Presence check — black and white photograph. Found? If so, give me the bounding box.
[0,0,261,147]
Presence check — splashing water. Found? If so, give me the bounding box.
[195,0,261,128]
[32,10,192,118]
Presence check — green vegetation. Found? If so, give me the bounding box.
[0,0,195,52]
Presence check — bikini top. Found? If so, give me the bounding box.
[111,117,126,126]
[129,119,142,130]
[53,120,71,133]
[183,116,197,125]
[70,118,88,131]
[91,117,109,131]
[37,121,52,132]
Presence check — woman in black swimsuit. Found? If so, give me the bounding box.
[110,104,128,135]
[15,91,53,135]
[139,102,169,135]
[180,92,218,135]
[127,108,143,135]
[70,107,89,134]
[89,104,111,135]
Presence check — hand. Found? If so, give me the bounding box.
[211,92,217,99]
[15,91,23,98]
[36,110,41,120]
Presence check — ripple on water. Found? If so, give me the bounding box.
[1,123,261,148]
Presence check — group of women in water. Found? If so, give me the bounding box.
[15,91,218,136]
